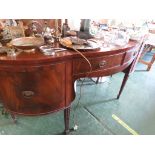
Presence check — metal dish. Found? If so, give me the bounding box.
[11,37,45,50]
[39,46,67,55]
[59,37,101,51]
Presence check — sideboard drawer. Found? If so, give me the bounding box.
[73,53,125,75]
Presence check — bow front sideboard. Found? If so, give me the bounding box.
[0,40,139,134]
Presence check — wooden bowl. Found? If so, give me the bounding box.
[11,37,45,50]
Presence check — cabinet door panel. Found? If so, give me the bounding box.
[0,62,66,115]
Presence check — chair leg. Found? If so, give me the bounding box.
[64,107,71,135]
[147,54,155,71]
[117,72,129,99]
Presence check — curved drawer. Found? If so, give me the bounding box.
[73,52,126,75]
[73,48,136,76]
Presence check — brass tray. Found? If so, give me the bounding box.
[11,37,44,50]
[59,37,101,51]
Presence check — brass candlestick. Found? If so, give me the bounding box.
[54,19,58,42]
[54,19,61,42]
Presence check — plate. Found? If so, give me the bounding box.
[11,37,44,50]
[59,37,101,50]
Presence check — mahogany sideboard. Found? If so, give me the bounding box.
[0,40,139,134]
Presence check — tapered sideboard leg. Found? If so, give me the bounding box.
[117,72,129,99]
[10,113,17,124]
[1,108,17,124]
[64,107,71,135]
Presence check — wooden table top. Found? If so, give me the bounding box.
[0,40,137,65]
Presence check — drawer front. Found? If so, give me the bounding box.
[73,53,125,75]
[123,47,137,63]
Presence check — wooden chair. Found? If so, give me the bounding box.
[117,35,147,99]
[138,34,155,71]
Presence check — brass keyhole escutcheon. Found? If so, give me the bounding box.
[99,60,107,68]
[22,90,35,98]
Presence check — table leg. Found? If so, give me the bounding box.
[10,113,17,123]
[64,107,70,134]
[95,77,100,84]
[117,72,129,99]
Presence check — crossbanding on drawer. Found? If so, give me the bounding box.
[73,53,125,75]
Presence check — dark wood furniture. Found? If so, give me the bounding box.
[139,44,155,71]
[138,31,155,71]
[0,40,139,134]
[138,38,155,71]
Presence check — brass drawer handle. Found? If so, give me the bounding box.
[22,91,35,98]
[99,61,107,68]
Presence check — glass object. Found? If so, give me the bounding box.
[89,22,99,36]
[109,29,129,46]
[93,28,104,47]
[7,49,16,57]
[103,32,113,47]
[116,31,129,46]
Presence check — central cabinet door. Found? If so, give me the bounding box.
[0,62,66,115]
